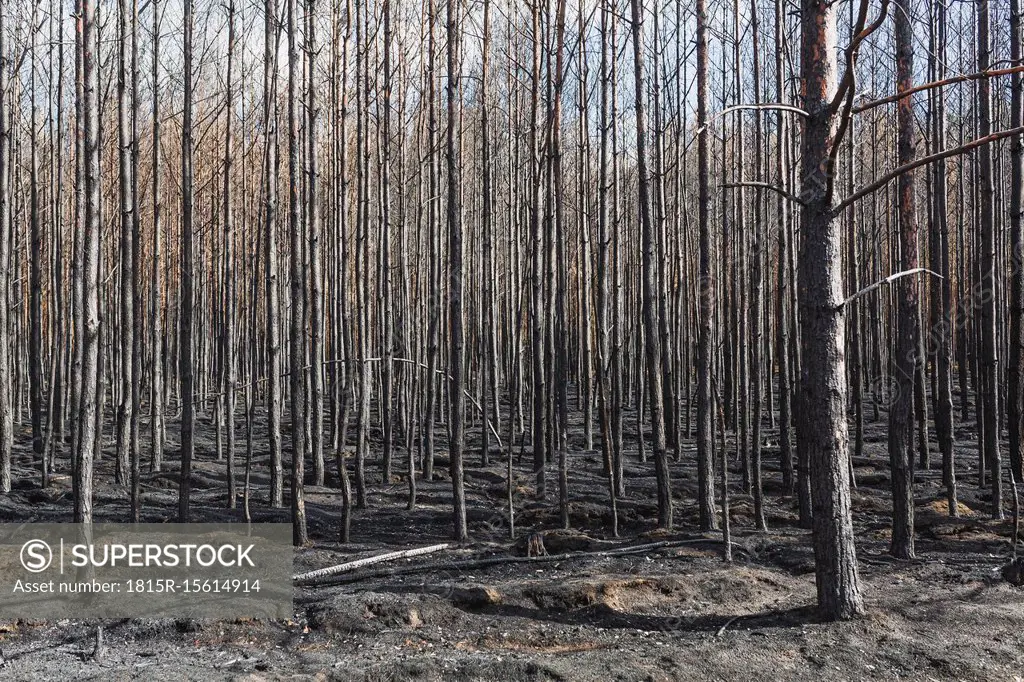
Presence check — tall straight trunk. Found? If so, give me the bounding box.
[733,0,749,494]
[129,0,142,519]
[929,0,957,515]
[695,0,716,531]
[179,0,195,522]
[423,0,440,483]
[71,0,85,499]
[651,0,675,465]
[265,0,284,508]
[115,0,135,489]
[287,0,309,546]
[223,0,238,507]
[75,0,102,524]
[29,2,44,486]
[798,0,863,620]
[307,0,324,490]
[529,0,547,497]
[889,0,917,560]
[354,0,369,508]
[1009,0,1024,487]
[577,1,594,455]
[774,0,794,495]
[0,1,12,493]
[150,0,164,474]
[748,0,767,531]
[596,0,619,535]
[978,0,1002,519]
[334,0,353,540]
[481,0,499,471]
[446,0,468,542]
[629,0,672,529]
[47,5,67,475]
[380,0,394,485]
[551,0,570,528]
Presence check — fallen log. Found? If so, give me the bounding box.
[299,537,748,589]
[293,543,451,583]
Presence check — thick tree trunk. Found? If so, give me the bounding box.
[798,0,864,620]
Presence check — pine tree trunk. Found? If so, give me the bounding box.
[889,0,918,560]
[797,0,863,620]
[446,0,467,542]
[977,0,1003,519]
[179,0,196,522]
[695,0,717,532]
[629,0,672,529]
[287,0,308,546]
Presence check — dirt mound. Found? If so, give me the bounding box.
[305,590,475,635]
[516,567,797,616]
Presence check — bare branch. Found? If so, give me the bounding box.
[853,65,1024,114]
[835,125,1024,214]
[841,268,944,309]
[723,181,804,206]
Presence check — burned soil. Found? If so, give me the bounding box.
[0,403,1021,681]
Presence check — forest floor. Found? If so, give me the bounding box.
[0,401,1022,681]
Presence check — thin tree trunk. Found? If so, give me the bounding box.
[179,0,196,522]
[150,0,164,475]
[695,0,717,532]
[223,0,238,508]
[265,0,284,510]
[446,0,467,542]
[287,0,309,546]
[978,0,1003,519]
[629,0,672,529]
[889,0,918,560]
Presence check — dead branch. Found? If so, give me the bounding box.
[299,538,750,589]
[293,543,451,583]
[840,268,943,308]
[853,64,1024,114]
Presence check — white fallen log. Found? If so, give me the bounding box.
[293,543,450,583]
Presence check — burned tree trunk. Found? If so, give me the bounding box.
[888,0,917,560]
[446,0,467,541]
[179,0,196,522]
[695,0,717,532]
[628,0,672,529]
[797,0,864,620]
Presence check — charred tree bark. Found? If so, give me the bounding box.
[797,0,864,620]
[629,0,672,529]
[695,0,717,532]
[889,0,917,560]
[978,0,1002,519]
[446,0,468,542]
[179,0,196,522]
